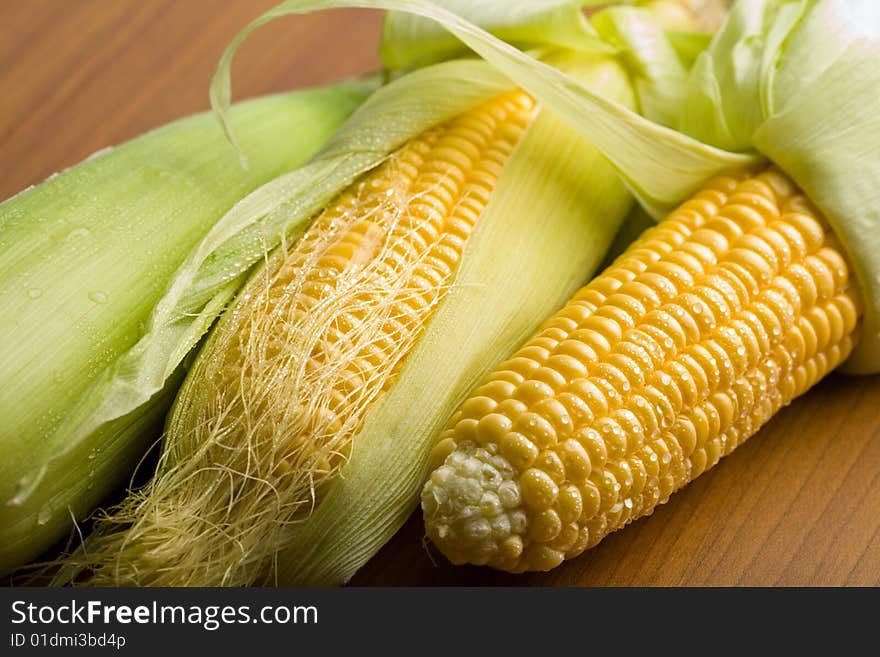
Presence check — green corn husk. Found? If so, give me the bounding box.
[54,0,719,586]
[0,80,376,576]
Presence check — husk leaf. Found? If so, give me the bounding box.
[0,82,374,575]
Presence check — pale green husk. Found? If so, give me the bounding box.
[0,81,375,576]
[379,0,610,70]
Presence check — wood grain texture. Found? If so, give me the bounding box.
[2,1,877,587]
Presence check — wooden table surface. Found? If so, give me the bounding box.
[2,1,877,587]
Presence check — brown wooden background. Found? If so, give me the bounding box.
[2,1,877,586]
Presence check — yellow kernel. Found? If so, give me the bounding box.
[430,437,457,470]
[557,392,595,425]
[551,523,580,553]
[531,366,568,391]
[668,419,698,459]
[559,438,591,480]
[546,354,588,379]
[557,485,583,524]
[579,480,602,519]
[594,417,628,459]
[690,447,708,478]
[499,536,524,561]
[514,411,558,449]
[496,398,528,422]
[454,418,479,443]
[459,395,497,419]
[474,380,517,402]
[576,427,607,470]
[476,413,513,445]
[533,450,564,484]
[533,397,573,439]
[514,379,555,404]
[566,379,609,417]
[500,432,539,471]
[556,339,598,364]
[519,468,559,510]
[529,508,563,542]
[525,544,565,571]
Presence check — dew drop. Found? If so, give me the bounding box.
[89,291,108,304]
[37,504,53,526]
[67,227,91,240]
[693,304,702,314]
[661,452,672,464]
[624,498,634,509]
[27,288,42,299]
[736,345,747,356]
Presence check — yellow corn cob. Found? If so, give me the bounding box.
[422,167,862,572]
[87,89,538,586]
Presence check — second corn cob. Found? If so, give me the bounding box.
[422,167,862,572]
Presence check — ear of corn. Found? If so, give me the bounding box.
[0,82,374,576]
[410,0,880,574]
[422,167,861,571]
